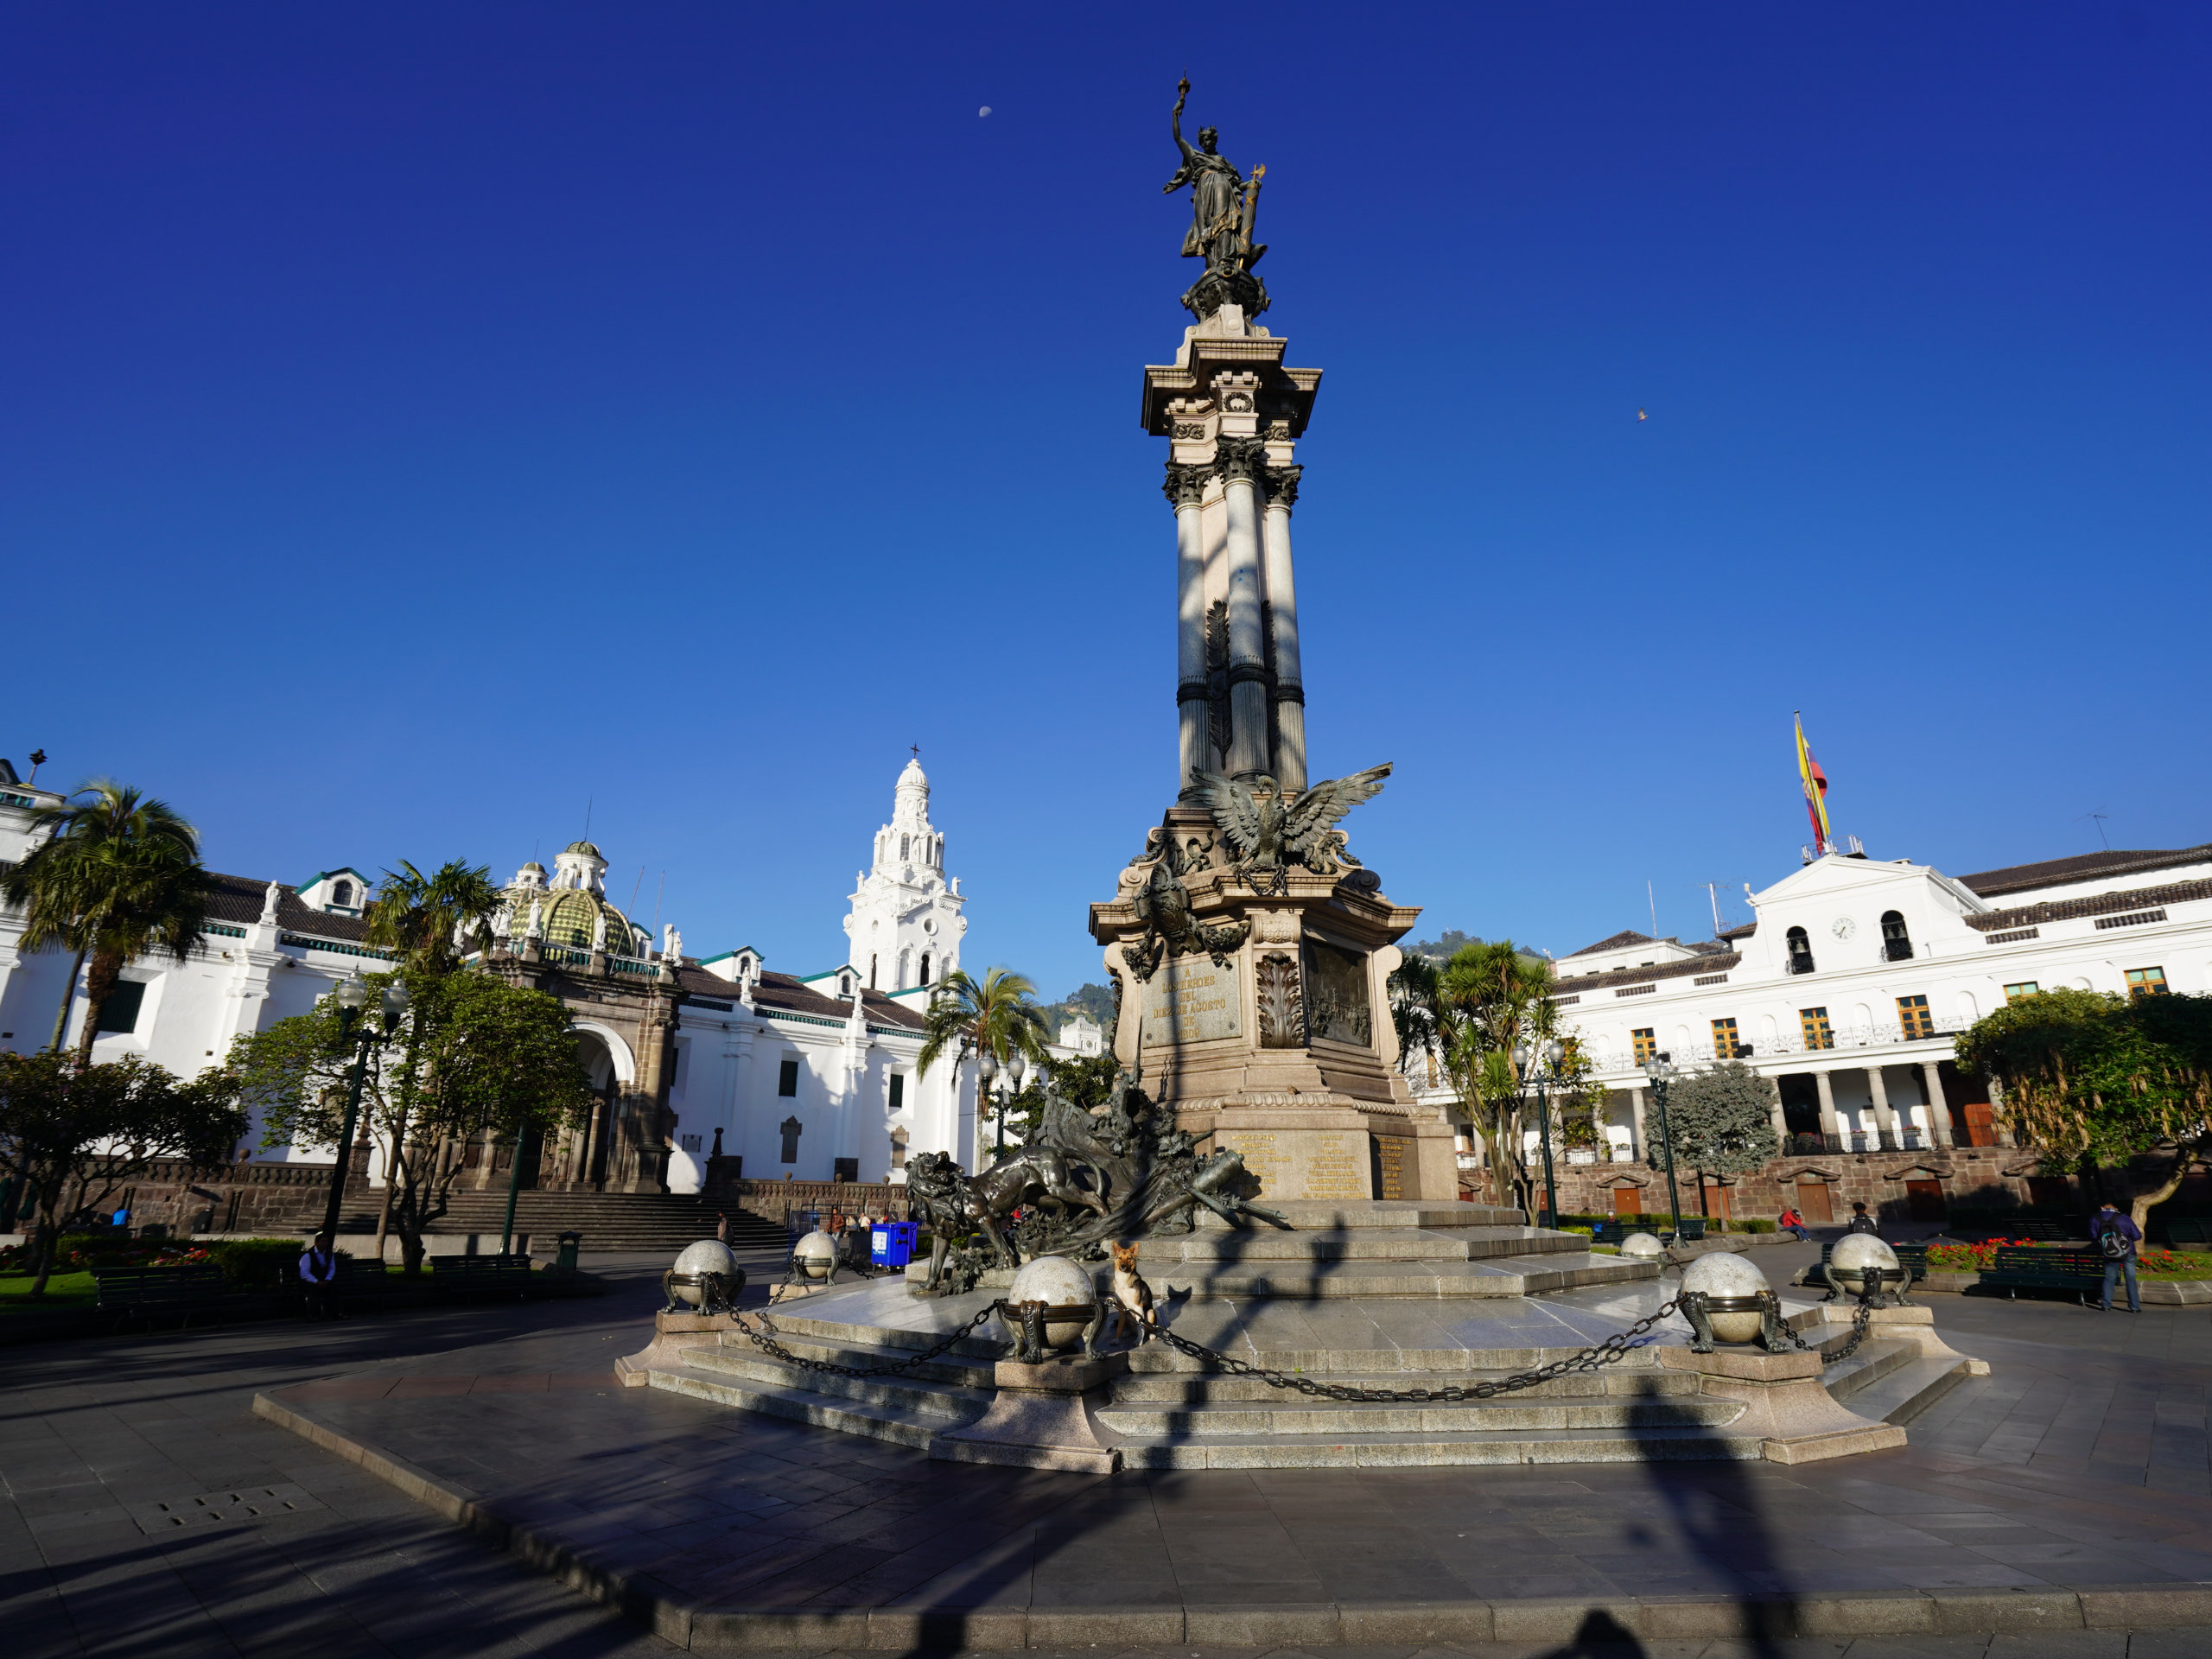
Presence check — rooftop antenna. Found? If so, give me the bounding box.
[2075,810,2111,851]
[1647,879,1657,941]
[582,793,593,842]
[652,870,665,941]
[1693,880,1738,938]
[628,865,645,916]
[26,748,46,784]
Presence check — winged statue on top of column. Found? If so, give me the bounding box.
[1191,765,1393,895]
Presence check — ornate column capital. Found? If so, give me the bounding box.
[1263,464,1302,509]
[1214,435,1268,485]
[1162,461,1211,509]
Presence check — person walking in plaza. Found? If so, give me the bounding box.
[298,1231,343,1320]
[1844,1201,1878,1236]
[2091,1201,2143,1313]
[1778,1205,1811,1242]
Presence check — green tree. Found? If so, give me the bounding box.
[0,781,215,1065]
[226,967,593,1273]
[1954,989,2212,1228]
[363,859,504,971]
[1390,939,1558,1214]
[1660,1060,1782,1216]
[0,1052,247,1295]
[917,968,1052,1156]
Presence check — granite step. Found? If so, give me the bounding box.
[1095,1393,1745,1436]
[1140,1226,1592,1264]
[1104,1423,1769,1470]
[646,1364,980,1447]
[685,1345,994,1417]
[699,1326,997,1389]
[1819,1338,1918,1402]
[1840,1353,1977,1426]
[1162,1250,1656,1300]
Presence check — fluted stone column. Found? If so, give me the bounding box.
[1628,1087,1648,1160]
[1261,464,1306,791]
[1814,1071,1842,1143]
[1920,1060,1954,1149]
[1166,463,1211,793]
[1218,439,1270,779]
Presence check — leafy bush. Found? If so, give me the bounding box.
[198,1237,312,1289]
[1736,1218,1777,1235]
[1559,1225,1594,1238]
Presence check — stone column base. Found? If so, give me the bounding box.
[930,1353,1128,1473]
[1656,1345,1907,1464]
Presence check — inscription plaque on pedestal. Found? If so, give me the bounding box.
[1141,957,1241,1047]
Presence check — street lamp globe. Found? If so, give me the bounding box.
[1007,1051,1027,1090]
[334,977,372,1013]
[1545,1039,1565,1068]
[381,982,411,1021]
[1510,1042,1530,1071]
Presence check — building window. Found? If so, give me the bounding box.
[888,1072,905,1113]
[891,1128,910,1169]
[679,1134,702,1154]
[1897,995,1935,1039]
[840,973,853,996]
[919,952,931,985]
[2126,967,2170,1000]
[1631,1027,1656,1065]
[777,1058,800,1096]
[95,980,148,1035]
[331,879,353,907]
[833,1156,859,1183]
[779,1115,802,1163]
[1881,911,1913,962]
[2002,982,2039,1001]
[869,954,878,988]
[1799,1007,1833,1051]
[1784,925,1815,975]
[1711,1018,1742,1059]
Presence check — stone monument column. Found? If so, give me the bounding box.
[1262,464,1306,791]
[1218,438,1270,779]
[1167,463,1211,792]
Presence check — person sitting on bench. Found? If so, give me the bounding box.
[298,1232,343,1320]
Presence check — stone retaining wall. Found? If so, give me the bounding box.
[1549,1145,2045,1227]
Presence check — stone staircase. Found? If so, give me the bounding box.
[428,1191,787,1253]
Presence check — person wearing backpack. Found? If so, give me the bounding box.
[2091,1203,2142,1313]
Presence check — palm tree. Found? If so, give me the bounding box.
[364,860,503,973]
[0,782,214,1065]
[916,968,1052,1155]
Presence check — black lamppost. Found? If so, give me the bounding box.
[1643,1051,1684,1243]
[1000,1050,1027,1159]
[1511,1038,1566,1228]
[321,976,410,1243]
[977,1048,998,1160]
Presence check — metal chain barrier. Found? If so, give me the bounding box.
[726,1300,1007,1380]
[1816,1298,1877,1366]
[1145,1298,1685,1403]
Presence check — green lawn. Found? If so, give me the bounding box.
[0,1270,97,1306]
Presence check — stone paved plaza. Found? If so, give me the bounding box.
[8,1241,2212,1656]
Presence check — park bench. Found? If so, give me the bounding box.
[280,1256,393,1313]
[431,1254,537,1300]
[92,1265,234,1332]
[1978,1246,2105,1305]
[2159,1217,2212,1248]
[1818,1240,1929,1287]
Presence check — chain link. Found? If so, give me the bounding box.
[1815,1299,1877,1366]
[725,1301,1007,1380]
[1146,1298,1685,1402]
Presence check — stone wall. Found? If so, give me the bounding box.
[1547,1145,2058,1227]
[722,1176,911,1224]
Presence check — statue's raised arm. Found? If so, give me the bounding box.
[1163,75,1196,191]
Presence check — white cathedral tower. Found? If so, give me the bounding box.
[843,756,966,992]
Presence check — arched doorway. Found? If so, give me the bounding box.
[569,1029,622,1191]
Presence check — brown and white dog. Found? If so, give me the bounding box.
[1108,1241,1157,1343]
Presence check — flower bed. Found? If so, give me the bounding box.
[1923,1239,2212,1280]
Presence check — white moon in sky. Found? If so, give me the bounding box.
[978,105,992,118]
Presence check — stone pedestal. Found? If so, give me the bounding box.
[1796,1301,1993,1373]
[1656,1345,1907,1465]
[1091,823,1453,1203]
[615,1308,737,1386]
[929,1353,1127,1474]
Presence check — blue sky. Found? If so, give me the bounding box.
[5,3,2208,995]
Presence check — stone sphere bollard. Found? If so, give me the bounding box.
[662,1238,741,1313]
[1619,1232,1665,1259]
[1679,1250,1773,1345]
[1827,1233,1902,1298]
[1002,1255,1100,1357]
[791,1228,840,1281]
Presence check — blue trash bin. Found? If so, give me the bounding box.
[871,1222,918,1269]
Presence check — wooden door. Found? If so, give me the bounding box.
[1612,1185,1642,1218]
[1796,1179,1834,1224]
[1963,1103,1998,1148]
[1702,1179,1733,1219]
[1904,1179,1947,1223]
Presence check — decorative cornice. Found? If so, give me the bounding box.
[1263,464,1301,509]
[1161,461,1211,509]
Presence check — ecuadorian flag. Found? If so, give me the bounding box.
[1795,712,1831,855]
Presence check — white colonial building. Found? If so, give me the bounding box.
[0,756,983,1193]
[1544,838,2212,1175]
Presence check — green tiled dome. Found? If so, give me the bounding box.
[513,884,641,954]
